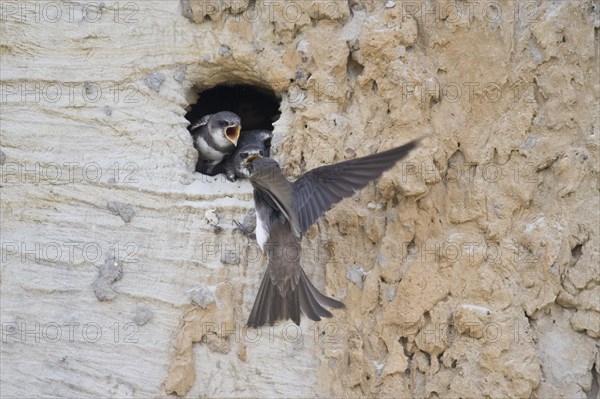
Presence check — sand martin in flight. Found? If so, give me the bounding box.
[241,138,423,327]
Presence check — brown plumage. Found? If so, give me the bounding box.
[246,138,423,327]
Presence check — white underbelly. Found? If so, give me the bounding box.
[255,212,268,251]
[197,136,225,161]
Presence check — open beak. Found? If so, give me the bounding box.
[244,154,263,164]
[225,125,241,146]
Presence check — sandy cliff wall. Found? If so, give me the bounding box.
[1,0,598,397]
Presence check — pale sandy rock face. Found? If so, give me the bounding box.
[1,1,598,398]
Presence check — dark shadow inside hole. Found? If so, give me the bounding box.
[186,84,281,131]
[185,84,281,178]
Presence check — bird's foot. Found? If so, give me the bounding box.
[225,172,237,182]
[233,220,256,239]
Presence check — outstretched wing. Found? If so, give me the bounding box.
[292,138,422,234]
[250,158,301,237]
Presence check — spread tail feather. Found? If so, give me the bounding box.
[247,267,345,328]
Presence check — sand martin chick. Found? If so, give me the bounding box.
[222,130,273,182]
[191,111,241,175]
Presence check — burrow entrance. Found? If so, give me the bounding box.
[185,84,281,176]
[186,84,280,132]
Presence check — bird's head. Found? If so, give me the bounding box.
[192,111,241,147]
[213,111,241,146]
[226,126,241,145]
[235,147,266,178]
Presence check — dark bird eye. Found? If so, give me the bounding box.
[240,152,249,159]
[219,120,229,127]
[259,150,265,156]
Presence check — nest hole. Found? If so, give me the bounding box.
[186,84,280,131]
[185,84,281,177]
